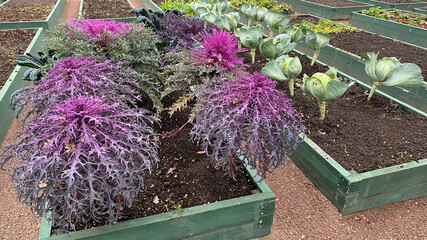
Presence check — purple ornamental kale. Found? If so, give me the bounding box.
[191,72,305,180]
[157,14,213,51]
[11,56,146,123]
[68,19,132,47]
[188,29,247,74]
[1,96,159,231]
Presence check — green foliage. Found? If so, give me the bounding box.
[293,19,357,33]
[360,7,427,28]
[229,0,293,14]
[160,0,196,16]
[259,34,296,60]
[16,50,61,84]
[304,29,330,66]
[361,52,424,101]
[302,68,354,121]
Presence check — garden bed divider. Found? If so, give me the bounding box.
[352,0,427,11]
[0,28,45,145]
[350,10,427,48]
[413,6,427,14]
[38,165,275,240]
[0,0,66,30]
[289,49,427,215]
[277,0,373,20]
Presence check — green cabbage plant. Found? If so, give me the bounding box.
[264,10,292,37]
[261,55,302,96]
[302,68,354,121]
[281,26,305,43]
[215,12,240,32]
[361,52,424,101]
[241,4,267,26]
[239,25,264,63]
[259,34,296,61]
[304,29,329,66]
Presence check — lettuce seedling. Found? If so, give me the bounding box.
[11,56,160,121]
[264,10,292,37]
[259,34,296,61]
[261,55,302,96]
[239,25,264,63]
[304,29,330,66]
[361,52,424,101]
[302,68,354,121]
[1,96,159,232]
[191,72,305,180]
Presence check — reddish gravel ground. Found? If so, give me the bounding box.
[0,1,426,239]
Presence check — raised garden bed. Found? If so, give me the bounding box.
[291,15,427,114]
[0,0,66,30]
[0,28,44,145]
[413,6,427,14]
[82,0,136,19]
[350,9,427,48]
[242,47,427,215]
[352,0,427,10]
[277,0,373,20]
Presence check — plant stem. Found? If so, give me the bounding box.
[318,100,326,122]
[247,17,252,27]
[238,42,241,49]
[270,30,274,38]
[288,78,294,97]
[251,48,256,64]
[367,81,381,101]
[311,50,320,66]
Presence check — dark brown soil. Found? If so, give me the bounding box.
[290,15,427,79]
[238,49,427,173]
[377,0,417,3]
[0,0,56,21]
[70,92,256,232]
[303,0,365,7]
[0,30,36,89]
[82,0,135,19]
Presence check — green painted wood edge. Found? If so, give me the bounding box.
[277,0,373,20]
[350,10,427,48]
[413,7,427,14]
[78,0,84,20]
[290,19,427,114]
[0,28,45,146]
[0,0,66,30]
[352,0,427,10]
[289,50,427,215]
[139,0,162,11]
[0,0,11,7]
[39,164,274,240]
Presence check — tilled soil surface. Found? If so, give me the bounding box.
[82,0,135,19]
[0,0,56,21]
[0,30,36,88]
[303,0,365,7]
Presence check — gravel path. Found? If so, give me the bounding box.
[0,1,426,239]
